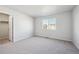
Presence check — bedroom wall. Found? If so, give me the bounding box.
[0,6,34,42]
[35,11,72,41]
[72,6,79,49]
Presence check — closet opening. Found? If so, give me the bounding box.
[0,13,13,44]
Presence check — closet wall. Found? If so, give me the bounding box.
[0,13,9,39]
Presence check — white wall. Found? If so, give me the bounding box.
[14,14,34,42]
[0,13,9,38]
[72,6,79,49]
[35,11,72,41]
[0,6,34,42]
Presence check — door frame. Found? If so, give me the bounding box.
[9,15,14,42]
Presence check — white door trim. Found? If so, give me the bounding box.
[9,16,13,42]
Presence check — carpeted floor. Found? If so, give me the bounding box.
[0,38,10,44]
[0,37,79,54]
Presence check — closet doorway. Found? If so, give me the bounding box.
[0,13,13,44]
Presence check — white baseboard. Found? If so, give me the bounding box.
[34,35,72,42]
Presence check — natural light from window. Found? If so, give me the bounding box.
[42,17,56,30]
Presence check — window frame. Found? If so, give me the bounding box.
[42,17,56,30]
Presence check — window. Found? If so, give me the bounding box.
[42,17,56,30]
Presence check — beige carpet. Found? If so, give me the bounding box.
[0,38,10,44]
[0,37,79,54]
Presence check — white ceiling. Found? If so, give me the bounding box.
[4,5,75,17]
